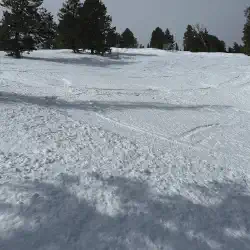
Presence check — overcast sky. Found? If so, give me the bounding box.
[44,0,249,47]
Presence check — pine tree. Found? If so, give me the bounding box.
[39,8,57,49]
[58,0,82,52]
[183,24,226,53]
[243,7,250,55]
[150,27,165,49]
[0,18,10,51]
[164,28,175,50]
[233,42,240,53]
[183,25,194,51]
[218,40,226,52]
[79,0,115,55]
[106,31,120,48]
[120,28,138,48]
[193,25,208,52]
[229,42,242,53]
[228,47,233,53]
[0,0,52,58]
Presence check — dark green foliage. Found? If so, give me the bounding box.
[120,28,138,48]
[58,0,115,54]
[183,24,226,53]
[183,25,194,51]
[77,0,115,53]
[206,34,226,52]
[0,18,10,51]
[80,0,116,54]
[150,27,165,49]
[106,31,120,48]
[183,25,208,52]
[243,7,250,55]
[58,0,82,52]
[228,47,233,53]
[38,8,57,49]
[228,42,244,54]
[150,27,175,50]
[0,0,56,57]
[164,29,175,50]
[232,42,242,53]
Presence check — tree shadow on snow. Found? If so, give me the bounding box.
[22,55,132,67]
[0,174,249,250]
[116,52,159,58]
[0,91,232,113]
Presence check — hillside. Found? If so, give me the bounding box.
[0,49,250,249]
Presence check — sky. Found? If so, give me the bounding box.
[44,0,250,48]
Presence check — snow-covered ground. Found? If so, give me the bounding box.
[1,48,250,249]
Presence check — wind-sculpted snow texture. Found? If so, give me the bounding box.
[0,48,250,249]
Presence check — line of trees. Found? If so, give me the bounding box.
[0,0,57,58]
[0,0,250,58]
[183,24,226,52]
[0,0,139,57]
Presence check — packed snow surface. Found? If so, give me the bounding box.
[1,48,250,249]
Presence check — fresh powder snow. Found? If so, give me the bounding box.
[0,48,250,249]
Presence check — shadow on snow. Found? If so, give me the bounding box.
[0,91,232,113]
[22,55,133,67]
[0,174,249,250]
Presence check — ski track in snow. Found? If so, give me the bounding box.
[1,49,250,249]
[177,123,220,140]
[96,112,210,151]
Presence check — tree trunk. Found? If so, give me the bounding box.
[72,40,76,53]
[15,49,21,58]
[15,32,21,58]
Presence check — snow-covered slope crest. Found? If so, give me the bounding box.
[0,49,250,249]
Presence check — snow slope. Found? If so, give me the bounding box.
[1,49,250,249]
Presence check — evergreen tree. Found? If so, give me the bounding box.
[150,27,165,49]
[106,31,120,48]
[205,34,225,52]
[120,28,138,48]
[116,33,122,47]
[175,43,179,51]
[0,19,9,51]
[79,0,115,54]
[228,47,233,53]
[0,0,53,58]
[218,40,226,52]
[183,25,194,51]
[232,42,241,53]
[243,7,250,55]
[183,24,226,53]
[194,25,208,52]
[39,8,57,49]
[58,0,82,52]
[228,42,243,53]
[164,28,175,50]
[183,25,208,52]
